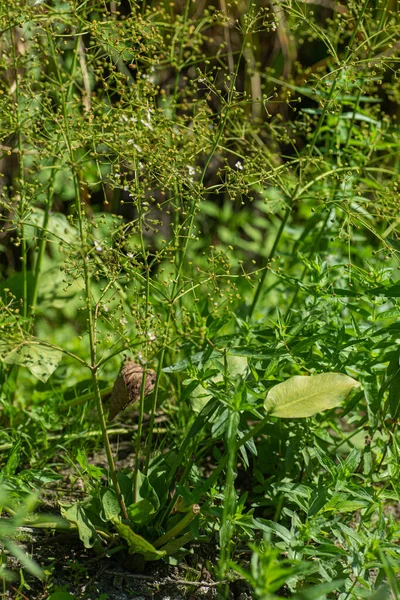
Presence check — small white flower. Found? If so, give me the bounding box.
[127,252,134,258]
[127,141,142,152]
[187,166,196,177]
[120,317,127,326]
[235,161,243,170]
[147,331,156,341]
[103,305,109,312]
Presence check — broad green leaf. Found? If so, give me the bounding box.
[61,504,100,549]
[111,517,166,561]
[264,373,360,418]
[127,499,155,525]
[3,342,62,382]
[101,489,120,521]
[25,208,77,245]
[367,584,391,600]
[374,308,400,321]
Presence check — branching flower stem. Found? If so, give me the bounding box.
[45,28,128,520]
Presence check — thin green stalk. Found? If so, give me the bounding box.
[173,2,253,286]
[134,156,152,492]
[28,169,57,321]
[92,370,128,520]
[285,207,331,315]
[249,202,292,319]
[285,40,371,316]
[143,341,170,474]
[8,19,27,321]
[60,385,114,411]
[219,410,239,589]
[45,28,128,520]
[136,0,191,470]
[153,504,199,548]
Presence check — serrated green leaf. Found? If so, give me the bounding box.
[264,373,360,418]
[375,308,400,321]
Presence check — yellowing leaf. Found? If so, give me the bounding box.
[264,373,360,418]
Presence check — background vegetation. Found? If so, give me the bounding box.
[1,0,400,598]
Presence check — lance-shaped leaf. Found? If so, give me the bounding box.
[264,373,360,418]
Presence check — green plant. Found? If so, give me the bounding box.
[1,0,400,596]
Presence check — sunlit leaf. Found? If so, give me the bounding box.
[264,373,360,418]
[3,342,62,382]
[111,517,166,561]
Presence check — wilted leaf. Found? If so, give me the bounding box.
[264,373,360,418]
[108,360,157,421]
[109,360,156,421]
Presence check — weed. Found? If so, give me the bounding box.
[1,0,400,598]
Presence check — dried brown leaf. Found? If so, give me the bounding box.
[108,360,157,421]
